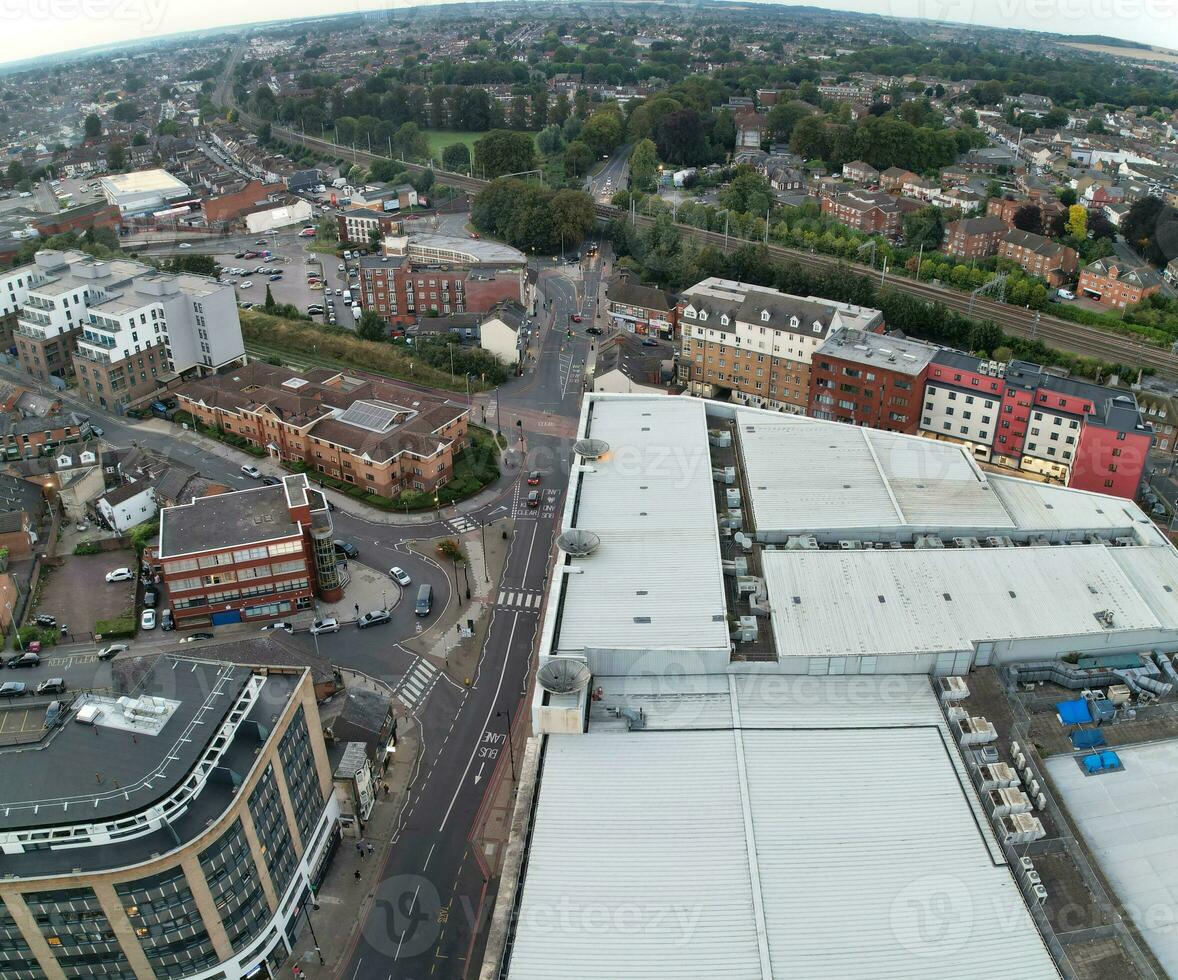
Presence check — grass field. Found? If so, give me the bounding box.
[422,130,484,164]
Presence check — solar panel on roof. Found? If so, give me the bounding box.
[337,400,404,432]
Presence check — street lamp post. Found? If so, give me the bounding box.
[496,708,517,781]
[301,892,325,965]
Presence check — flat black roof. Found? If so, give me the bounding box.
[0,666,305,879]
[158,483,299,558]
[0,659,252,833]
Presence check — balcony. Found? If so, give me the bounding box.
[23,295,54,312]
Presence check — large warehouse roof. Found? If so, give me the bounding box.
[100,168,190,199]
[761,544,1178,660]
[509,676,1059,980]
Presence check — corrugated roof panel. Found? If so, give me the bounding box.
[990,476,1144,532]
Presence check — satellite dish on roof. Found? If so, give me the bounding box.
[574,438,609,459]
[537,658,592,695]
[557,529,600,556]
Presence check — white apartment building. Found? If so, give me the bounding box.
[921,383,1001,459]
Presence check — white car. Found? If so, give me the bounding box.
[240,281,253,289]
[309,617,340,635]
[241,464,261,479]
[178,242,192,249]
[389,566,412,587]
[260,621,294,633]
[105,567,134,583]
[140,609,156,630]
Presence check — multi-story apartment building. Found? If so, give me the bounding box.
[841,161,879,185]
[942,215,1007,258]
[356,234,526,325]
[604,272,678,337]
[678,278,884,414]
[1078,258,1162,308]
[820,189,909,237]
[157,473,344,628]
[0,655,340,980]
[809,328,934,433]
[177,361,469,496]
[12,249,244,408]
[336,206,402,246]
[917,351,1152,497]
[0,410,91,458]
[998,230,1079,286]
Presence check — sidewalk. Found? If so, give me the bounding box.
[284,699,421,978]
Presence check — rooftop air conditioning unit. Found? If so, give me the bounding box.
[976,763,1019,791]
[957,716,998,746]
[1032,884,1049,904]
[939,676,969,702]
[721,557,749,576]
[914,535,944,550]
[1025,870,1042,886]
[736,576,760,597]
[838,540,861,550]
[999,813,1046,845]
[734,616,758,642]
[946,705,968,723]
[785,535,818,550]
[726,487,741,508]
[709,429,732,448]
[988,787,1033,819]
[713,466,736,485]
[1019,856,1035,874]
[984,536,1005,547]
[1035,793,1047,810]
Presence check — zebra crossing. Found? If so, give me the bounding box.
[396,658,440,710]
[446,514,479,534]
[497,589,544,610]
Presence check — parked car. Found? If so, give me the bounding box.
[527,489,541,508]
[34,613,56,628]
[586,326,603,336]
[0,682,26,697]
[97,643,128,660]
[239,281,253,289]
[106,567,134,583]
[1056,288,1076,300]
[6,652,39,668]
[160,609,174,631]
[260,621,293,633]
[143,589,157,608]
[44,701,64,727]
[241,464,262,479]
[269,274,283,282]
[389,566,412,587]
[309,617,340,635]
[260,476,282,486]
[37,677,66,695]
[333,539,359,559]
[140,609,156,630]
[357,609,391,629]
[90,425,104,437]
[179,632,214,643]
[527,470,542,486]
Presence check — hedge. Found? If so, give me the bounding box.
[95,617,137,639]
[74,541,100,556]
[13,626,57,651]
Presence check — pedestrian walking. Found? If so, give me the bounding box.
[355,840,364,858]
[366,842,375,856]
[354,869,361,881]
[383,782,390,798]
[354,603,360,616]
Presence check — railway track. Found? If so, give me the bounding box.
[258,119,1178,379]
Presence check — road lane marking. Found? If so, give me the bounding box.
[423,842,436,870]
[520,521,539,585]
[438,611,518,833]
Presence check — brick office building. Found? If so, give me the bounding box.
[604,272,678,337]
[942,215,1007,258]
[156,473,345,628]
[678,278,884,414]
[809,328,934,434]
[177,361,469,496]
[356,234,526,325]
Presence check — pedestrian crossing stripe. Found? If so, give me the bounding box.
[497,590,543,609]
[397,659,441,708]
[447,515,478,533]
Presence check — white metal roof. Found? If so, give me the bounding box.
[989,475,1148,533]
[511,676,1058,980]
[100,168,190,197]
[554,397,729,656]
[762,544,1175,659]
[737,411,1016,532]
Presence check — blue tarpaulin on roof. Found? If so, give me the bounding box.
[1083,754,1105,774]
[1071,730,1106,749]
[1057,699,1093,725]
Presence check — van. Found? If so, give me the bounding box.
[415,584,433,617]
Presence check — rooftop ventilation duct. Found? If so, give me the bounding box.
[537,658,592,696]
[556,529,600,557]
[573,438,609,460]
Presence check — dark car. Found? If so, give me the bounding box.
[6,652,39,668]
[34,613,56,628]
[37,677,66,695]
[260,476,282,486]
[586,325,603,336]
[527,470,541,486]
[44,700,64,727]
[97,643,128,661]
[143,589,157,608]
[357,609,392,629]
[527,489,540,508]
[0,682,26,698]
[641,337,660,347]
[333,540,359,559]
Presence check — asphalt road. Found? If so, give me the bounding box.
[585,144,631,203]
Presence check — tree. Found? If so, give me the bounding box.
[369,159,405,182]
[1086,117,1107,134]
[356,310,387,342]
[441,142,471,173]
[392,122,429,161]
[549,189,595,252]
[656,109,709,165]
[536,124,564,157]
[1013,204,1043,235]
[83,113,102,139]
[1065,204,1087,239]
[719,167,772,217]
[903,206,945,250]
[629,138,659,193]
[563,140,593,177]
[263,285,276,311]
[1058,187,1077,207]
[347,164,367,185]
[412,168,435,194]
[111,101,140,122]
[959,108,978,128]
[551,92,571,127]
[1087,210,1115,242]
[765,101,812,142]
[5,160,24,185]
[1120,196,1178,266]
[580,106,624,158]
[473,129,536,179]
[106,142,126,170]
[788,115,828,161]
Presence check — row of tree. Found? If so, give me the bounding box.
[471,179,596,254]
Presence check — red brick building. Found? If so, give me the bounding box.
[942,216,1007,258]
[1078,259,1162,309]
[998,230,1078,286]
[809,328,933,433]
[202,180,285,225]
[156,473,345,629]
[820,189,908,237]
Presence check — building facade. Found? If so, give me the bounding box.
[809,328,932,433]
[1078,259,1163,308]
[604,274,677,337]
[157,473,344,628]
[942,216,1007,258]
[998,230,1078,286]
[0,657,339,980]
[177,361,469,497]
[678,278,884,414]
[820,189,906,237]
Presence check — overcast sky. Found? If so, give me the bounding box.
[0,0,1175,67]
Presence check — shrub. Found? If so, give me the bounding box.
[14,625,57,650]
[95,616,137,639]
[74,541,100,555]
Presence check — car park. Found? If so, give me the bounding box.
[106,567,134,583]
[37,677,66,695]
[389,566,412,587]
[357,609,391,629]
[240,281,253,289]
[141,609,156,630]
[309,617,340,635]
[0,682,26,698]
[241,464,262,479]
[97,643,128,660]
[6,652,39,668]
